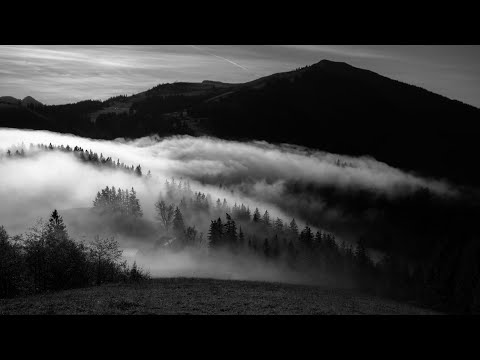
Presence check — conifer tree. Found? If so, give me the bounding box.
[314,231,323,250]
[129,187,143,218]
[224,213,238,249]
[172,207,186,249]
[289,218,299,238]
[208,218,224,249]
[300,225,314,250]
[253,208,261,223]
[135,165,142,177]
[46,209,68,243]
[262,210,271,227]
[274,218,284,233]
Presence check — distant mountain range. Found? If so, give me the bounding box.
[0,95,43,107]
[1,59,480,187]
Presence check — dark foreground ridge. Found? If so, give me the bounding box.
[0,277,437,315]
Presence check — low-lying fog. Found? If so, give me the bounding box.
[0,128,456,283]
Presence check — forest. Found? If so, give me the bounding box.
[2,139,480,314]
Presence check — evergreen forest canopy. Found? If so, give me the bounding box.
[2,141,149,177]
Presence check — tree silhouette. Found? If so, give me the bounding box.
[155,200,174,232]
[289,219,299,238]
[208,218,223,249]
[252,208,261,223]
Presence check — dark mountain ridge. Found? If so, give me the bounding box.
[1,59,479,187]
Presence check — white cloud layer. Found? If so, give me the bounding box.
[0,128,454,232]
[0,128,458,282]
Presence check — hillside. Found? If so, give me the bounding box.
[0,278,437,315]
[2,60,480,186]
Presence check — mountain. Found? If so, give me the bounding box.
[21,96,43,107]
[190,60,480,187]
[1,60,480,187]
[0,96,21,105]
[0,95,43,107]
[0,95,53,130]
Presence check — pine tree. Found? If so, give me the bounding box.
[300,225,314,250]
[289,218,299,238]
[135,165,142,177]
[129,187,143,218]
[93,191,103,209]
[253,208,261,223]
[224,213,238,249]
[173,207,185,232]
[314,231,323,251]
[262,210,271,227]
[172,207,186,249]
[274,218,284,233]
[46,209,68,242]
[208,218,224,249]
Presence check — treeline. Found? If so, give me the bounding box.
[93,94,201,139]
[155,177,480,313]
[2,143,149,178]
[0,210,149,298]
[93,186,143,218]
[154,183,390,294]
[154,178,380,286]
[3,176,480,313]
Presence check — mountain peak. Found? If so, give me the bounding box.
[311,59,354,69]
[21,96,42,107]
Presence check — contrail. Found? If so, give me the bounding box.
[190,45,250,73]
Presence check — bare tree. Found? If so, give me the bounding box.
[89,236,123,285]
[155,200,174,232]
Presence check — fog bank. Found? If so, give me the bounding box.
[0,128,457,283]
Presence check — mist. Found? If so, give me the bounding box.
[0,127,457,284]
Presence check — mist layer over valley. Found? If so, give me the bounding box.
[1,127,480,313]
[0,128,456,240]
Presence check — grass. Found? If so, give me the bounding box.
[0,277,438,315]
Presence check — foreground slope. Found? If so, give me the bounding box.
[0,278,437,315]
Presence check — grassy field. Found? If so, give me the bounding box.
[0,278,438,315]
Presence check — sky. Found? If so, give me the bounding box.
[1,45,479,107]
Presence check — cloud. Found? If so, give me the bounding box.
[0,129,455,233]
[0,128,459,283]
[0,45,237,104]
[190,45,252,73]
[280,45,392,60]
